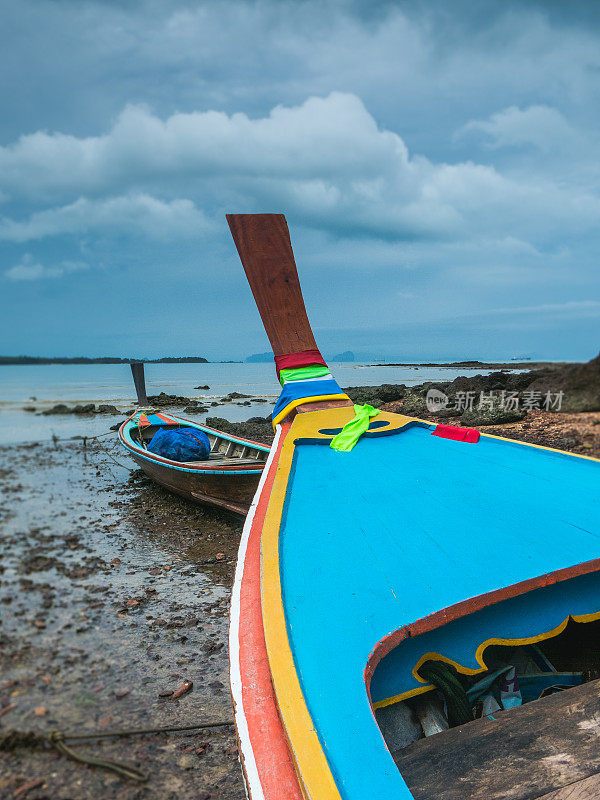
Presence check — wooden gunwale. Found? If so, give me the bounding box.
[118,415,268,474]
[229,422,305,800]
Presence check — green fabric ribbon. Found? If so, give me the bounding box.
[330,404,380,452]
[279,364,331,386]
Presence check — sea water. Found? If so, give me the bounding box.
[0,361,499,444]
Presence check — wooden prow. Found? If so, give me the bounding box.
[130,361,148,406]
[226,214,318,356]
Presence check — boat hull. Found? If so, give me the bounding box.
[232,406,600,800]
[127,449,263,514]
[118,412,269,515]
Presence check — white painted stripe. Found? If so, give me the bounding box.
[229,424,283,800]
[282,373,334,385]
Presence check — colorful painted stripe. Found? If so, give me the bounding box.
[229,423,305,800]
[279,364,331,386]
[134,411,180,428]
[271,377,349,428]
[274,348,327,379]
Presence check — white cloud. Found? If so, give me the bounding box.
[0,94,402,198]
[1,93,600,248]
[4,253,89,281]
[457,105,582,152]
[0,194,212,242]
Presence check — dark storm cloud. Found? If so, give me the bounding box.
[0,0,599,359]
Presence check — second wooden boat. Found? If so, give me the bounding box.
[119,363,269,514]
[119,411,269,515]
[227,214,600,800]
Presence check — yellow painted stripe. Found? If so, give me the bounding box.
[373,684,433,710]
[480,430,600,462]
[261,410,349,800]
[397,413,600,464]
[261,408,411,797]
[271,393,350,429]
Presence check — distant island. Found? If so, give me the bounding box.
[332,351,355,362]
[0,355,209,365]
[245,352,273,363]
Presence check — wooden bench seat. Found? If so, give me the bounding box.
[185,457,265,467]
[392,678,600,800]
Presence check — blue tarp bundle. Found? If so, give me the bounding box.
[147,427,211,462]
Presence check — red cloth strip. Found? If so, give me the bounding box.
[274,349,327,378]
[432,424,480,443]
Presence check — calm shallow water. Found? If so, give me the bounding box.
[0,361,503,444]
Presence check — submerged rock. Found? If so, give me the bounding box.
[147,392,193,407]
[42,404,70,415]
[72,403,95,414]
[344,384,408,407]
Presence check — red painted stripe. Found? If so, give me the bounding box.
[237,422,303,799]
[432,424,480,443]
[274,348,327,379]
[155,412,181,425]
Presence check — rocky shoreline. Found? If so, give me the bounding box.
[0,439,245,800]
[347,353,600,423]
[30,355,600,431]
[28,391,272,420]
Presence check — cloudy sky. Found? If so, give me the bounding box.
[1,0,599,361]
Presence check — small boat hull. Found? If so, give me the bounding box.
[119,412,269,515]
[125,448,266,514]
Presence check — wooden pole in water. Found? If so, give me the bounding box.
[130,361,148,405]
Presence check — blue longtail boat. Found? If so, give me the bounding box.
[227,214,600,800]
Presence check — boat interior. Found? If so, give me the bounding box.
[376,615,600,799]
[131,422,267,467]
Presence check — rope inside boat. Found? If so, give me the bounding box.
[418,661,473,726]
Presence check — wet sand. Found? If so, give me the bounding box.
[0,435,244,800]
